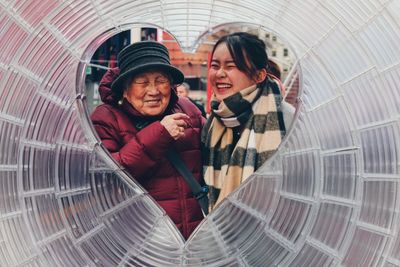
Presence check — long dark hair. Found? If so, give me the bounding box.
[211,32,269,86]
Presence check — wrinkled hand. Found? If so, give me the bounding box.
[160,113,190,140]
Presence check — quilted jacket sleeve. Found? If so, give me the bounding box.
[91,105,174,179]
[117,121,174,175]
[91,105,122,153]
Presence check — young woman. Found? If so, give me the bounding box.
[202,32,288,209]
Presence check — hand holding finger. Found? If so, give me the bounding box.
[161,114,188,140]
[169,126,185,140]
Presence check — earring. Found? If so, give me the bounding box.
[118,99,123,106]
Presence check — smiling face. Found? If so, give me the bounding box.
[209,43,259,101]
[123,70,171,116]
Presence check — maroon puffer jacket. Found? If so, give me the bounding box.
[91,68,205,239]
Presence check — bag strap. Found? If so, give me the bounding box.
[166,150,209,215]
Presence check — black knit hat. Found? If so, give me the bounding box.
[111,41,184,93]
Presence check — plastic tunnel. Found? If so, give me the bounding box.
[0,0,400,266]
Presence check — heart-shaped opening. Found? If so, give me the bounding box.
[79,23,298,245]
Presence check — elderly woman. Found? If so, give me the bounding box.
[91,41,205,239]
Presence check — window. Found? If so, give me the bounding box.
[141,27,157,41]
[272,50,277,57]
[284,48,289,57]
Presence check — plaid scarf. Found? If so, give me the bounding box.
[202,78,286,209]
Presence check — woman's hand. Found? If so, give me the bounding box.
[160,113,190,140]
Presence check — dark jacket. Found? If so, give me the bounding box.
[91,68,205,239]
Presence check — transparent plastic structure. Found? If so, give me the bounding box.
[0,0,400,266]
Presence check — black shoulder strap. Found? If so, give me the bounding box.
[166,150,209,215]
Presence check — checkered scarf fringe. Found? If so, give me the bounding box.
[202,78,286,208]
